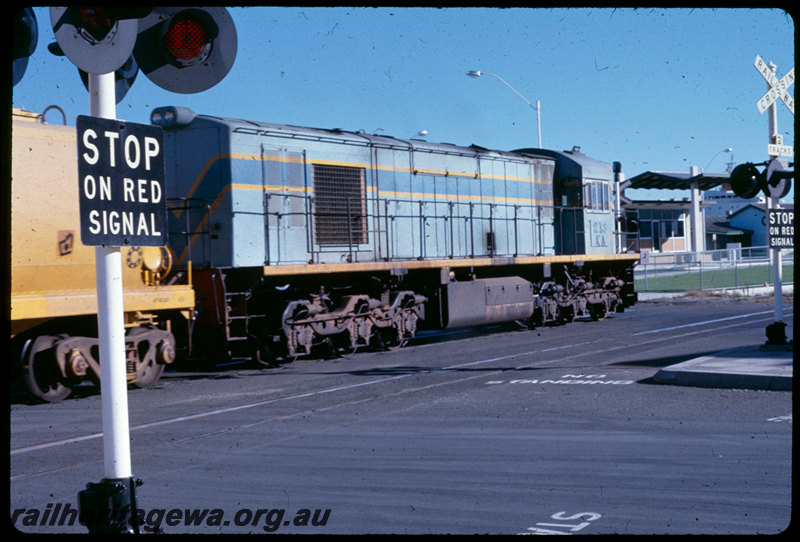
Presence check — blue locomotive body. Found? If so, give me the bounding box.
[161,109,560,268]
[152,106,637,363]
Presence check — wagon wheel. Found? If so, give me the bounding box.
[127,326,168,389]
[22,335,72,403]
[132,353,165,389]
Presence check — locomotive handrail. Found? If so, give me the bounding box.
[258,190,596,265]
[167,197,213,268]
[299,192,562,262]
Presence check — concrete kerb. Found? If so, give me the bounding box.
[636,285,793,391]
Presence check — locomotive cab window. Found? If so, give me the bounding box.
[583,180,610,212]
[312,163,368,245]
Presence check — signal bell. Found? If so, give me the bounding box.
[134,7,238,94]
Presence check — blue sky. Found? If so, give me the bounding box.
[13,7,795,203]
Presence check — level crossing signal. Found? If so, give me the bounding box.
[134,7,238,94]
[729,159,793,200]
[12,8,39,86]
[43,7,237,95]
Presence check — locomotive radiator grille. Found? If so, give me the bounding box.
[312,164,368,246]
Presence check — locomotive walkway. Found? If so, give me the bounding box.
[639,291,793,391]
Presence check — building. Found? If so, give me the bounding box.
[705,215,752,250]
[621,169,794,252]
[620,168,727,253]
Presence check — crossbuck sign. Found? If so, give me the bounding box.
[755,55,794,115]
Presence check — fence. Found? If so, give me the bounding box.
[635,246,794,292]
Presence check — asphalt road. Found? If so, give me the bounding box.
[9,297,793,534]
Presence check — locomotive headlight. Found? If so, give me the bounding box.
[150,109,170,126]
[151,106,195,128]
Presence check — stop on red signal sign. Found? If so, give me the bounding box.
[767,209,794,249]
[76,115,167,247]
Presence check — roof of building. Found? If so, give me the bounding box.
[705,216,753,236]
[729,202,794,218]
[624,171,729,191]
[624,199,715,210]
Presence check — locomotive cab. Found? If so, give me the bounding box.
[516,146,618,256]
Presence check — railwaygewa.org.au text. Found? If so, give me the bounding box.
[12,502,331,533]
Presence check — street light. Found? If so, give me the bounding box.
[703,147,733,173]
[466,70,541,148]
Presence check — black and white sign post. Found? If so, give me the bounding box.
[48,7,237,532]
[755,56,794,345]
[85,72,135,531]
[75,73,166,533]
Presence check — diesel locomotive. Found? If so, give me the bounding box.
[9,105,639,402]
[153,106,638,365]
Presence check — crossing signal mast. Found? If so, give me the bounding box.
[35,6,238,533]
[728,56,794,347]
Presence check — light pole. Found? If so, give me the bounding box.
[703,147,733,173]
[466,70,541,148]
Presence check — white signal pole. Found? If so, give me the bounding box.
[88,71,133,486]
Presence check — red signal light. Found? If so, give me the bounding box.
[164,17,207,61]
[162,11,218,66]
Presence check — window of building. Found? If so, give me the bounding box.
[635,208,686,251]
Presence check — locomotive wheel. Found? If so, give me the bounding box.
[589,302,608,321]
[251,339,281,367]
[22,335,72,403]
[331,334,359,358]
[378,328,406,351]
[557,304,575,324]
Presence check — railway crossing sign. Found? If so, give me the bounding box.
[755,55,794,115]
[77,115,167,247]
